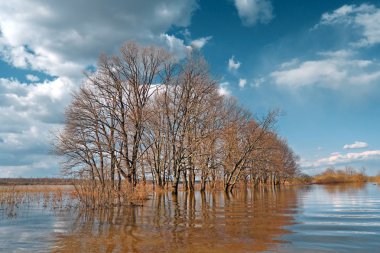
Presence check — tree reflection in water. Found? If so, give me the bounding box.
[53,187,298,253]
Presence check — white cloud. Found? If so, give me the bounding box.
[238,78,247,88]
[159,33,192,59]
[343,141,368,149]
[0,0,197,78]
[317,50,354,58]
[316,4,380,47]
[228,56,241,72]
[0,156,61,177]
[191,36,212,49]
[218,82,231,96]
[280,58,299,69]
[0,1,198,177]
[26,74,40,82]
[272,59,345,87]
[0,77,75,177]
[234,0,273,26]
[355,10,380,47]
[0,77,74,123]
[159,34,212,59]
[304,150,380,168]
[271,50,380,88]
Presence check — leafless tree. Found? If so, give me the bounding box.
[55,41,300,205]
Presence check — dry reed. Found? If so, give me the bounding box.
[313,168,367,184]
[0,185,75,217]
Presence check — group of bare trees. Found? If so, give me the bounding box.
[55,42,299,201]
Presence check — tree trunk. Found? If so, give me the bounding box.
[189,168,195,192]
[200,175,207,192]
[172,172,180,195]
[182,170,188,191]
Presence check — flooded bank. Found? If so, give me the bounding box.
[1,183,380,252]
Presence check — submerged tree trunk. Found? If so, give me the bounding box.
[200,174,207,192]
[172,170,181,195]
[182,170,188,191]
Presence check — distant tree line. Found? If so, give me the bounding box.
[55,42,299,199]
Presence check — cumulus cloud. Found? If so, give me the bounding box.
[228,56,241,72]
[26,74,40,82]
[0,77,75,177]
[0,77,74,123]
[271,50,380,88]
[159,33,192,59]
[0,156,61,177]
[0,0,199,177]
[0,0,197,78]
[159,34,212,59]
[343,141,368,149]
[218,81,231,96]
[191,36,212,49]
[303,150,380,168]
[287,4,380,92]
[316,4,380,47]
[238,78,247,88]
[234,0,273,26]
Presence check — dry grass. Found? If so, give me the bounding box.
[71,180,151,209]
[0,181,154,217]
[368,175,380,183]
[313,168,367,184]
[0,185,75,217]
[0,178,71,186]
[289,173,313,185]
[0,185,71,205]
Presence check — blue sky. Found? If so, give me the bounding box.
[1,0,380,177]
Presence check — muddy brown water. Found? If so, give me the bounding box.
[1,183,380,252]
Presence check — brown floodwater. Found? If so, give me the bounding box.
[1,183,380,252]
[53,188,297,253]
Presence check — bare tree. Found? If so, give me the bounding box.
[160,55,221,194]
[56,42,175,202]
[221,103,278,192]
[55,41,300,205]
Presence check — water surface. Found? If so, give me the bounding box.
[1,183,380,252]
[272,183,380,253]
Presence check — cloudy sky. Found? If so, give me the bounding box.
[1,0,380,177]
